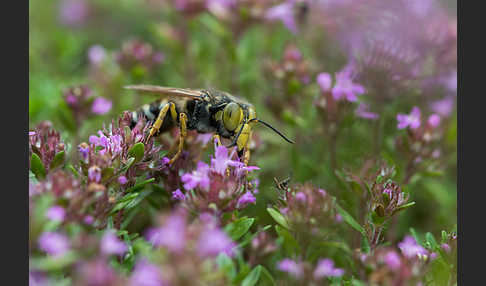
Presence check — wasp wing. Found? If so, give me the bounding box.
[124,85,204,100]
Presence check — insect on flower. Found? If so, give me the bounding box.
[124,85,294,165]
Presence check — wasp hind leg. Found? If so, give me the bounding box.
[145,101,178,143]
[168,113,187,165]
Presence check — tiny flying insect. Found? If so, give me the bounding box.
[124,85,294,165]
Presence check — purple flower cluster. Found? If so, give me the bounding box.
[146,209,236,259]
[178,143,259,214]
[29,122,65,175]
[277,257,344,281]
[317,67,366,103]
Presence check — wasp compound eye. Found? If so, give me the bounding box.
[223,102,242,131]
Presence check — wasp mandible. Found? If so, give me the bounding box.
[125,85,294,165]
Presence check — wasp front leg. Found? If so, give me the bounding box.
[145,101,178,143]
[168,113,187,165]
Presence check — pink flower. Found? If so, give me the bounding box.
[427,114,441,128]
[147,212,186,253]
[197,228,235,258]
[181,162,210,191]
[431,96,455,117]
[46,206,66,222]
[172,189,186,201]
[92,97,112,115]
[129,259,166,286]
[277,258,303,278]
[100,231,127,256]
[398,236,428,259]
[211,145,241,176]
[317,73,332,92]
[265,1,298,34]
[332,69,365,102]
[441,243,451,253]
[38,232,70,257]
[397,107,421,130]
[295,192,307,202]
[236,192,256,209]
[384,251,402,271]
[88,166,101,183]
[118,176,128,185]
[313,258,344,279]
[88,45,106,66]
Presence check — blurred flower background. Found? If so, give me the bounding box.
[29,0,457,285]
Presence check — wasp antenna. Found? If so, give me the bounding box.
[250,119,294,144]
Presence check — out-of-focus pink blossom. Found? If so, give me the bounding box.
[317,73,332,92]
[100,231,127,256]
[236,192,256,209]
[431,96,455,117]
[277,258,303,278]
[59,0,89,27]
[172,189,186,201]
[398,236,428,259]
[38,232,70,257]
[147,212,187,253]
[91,97,112,115]
[88,45,106,66]
[313,258,344,279]
[46,206,66,222]
[427,114,441,128]
[332,69,365,102]
[397,107,421,130]
[265,1,298,34]
[129,259,166,286]
[384,250,402,270]
[181,162,211,191]
[356,103,379,120]
[197,227,235,258]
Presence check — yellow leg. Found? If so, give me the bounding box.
[169,113,187,165]
[212,134,222,146]
[243,148,251,166]
[145,102,177,143]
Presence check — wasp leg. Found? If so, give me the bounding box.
[212,134,222,146]
[145,102,177,143]
[169,113,187,165]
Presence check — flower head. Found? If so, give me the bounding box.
[398,236,428,259]
[383,250,402,270]
[313,258,344,279]
[46,206,66,222]
[197,227,235,258]
[427,114,441,128]
[100,231,127,256]
[88,45,106,66]
[181,162,210,191]
[332,68,365,102]
[118,176,128,185]
[38,232,70,257]
[277,258,303,278]
[91,97,112,115]
[397,107,421,130]
[211,145,241,176]
[147,211,187,253]
[356,103,379,120]
[129,259,166,286]
[172,189,186,201]
[265,1,298,34]
[236,192,256,209]
[317,73,332,93]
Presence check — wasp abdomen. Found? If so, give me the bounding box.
[130,100,176,134]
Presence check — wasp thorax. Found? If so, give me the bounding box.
[223,102,243,131]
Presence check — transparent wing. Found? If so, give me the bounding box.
[124,85,204,100]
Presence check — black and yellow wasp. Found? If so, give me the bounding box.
[125,85,294,165]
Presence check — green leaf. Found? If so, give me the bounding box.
[394,201,416,213]
[259,265,277,286]
[217,253,237,280]
[361,236,371,254]
[242,265,262,286]
[127,142,145,162]
[102,167,115,181]
[126,178,155,193]
[275,225,300,255]
[409,228,422,245]
[335,203,365,235]
[425,232,438,249]
[49,151,65,170]
[267,208,290,230]
[30,153,46,180]
[224,217,255,241]
[30,252,77,271]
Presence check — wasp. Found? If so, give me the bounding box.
[124,85,294,165]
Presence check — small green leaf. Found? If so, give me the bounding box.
[126,178,155,193]
[49,151,65,170]
[259,265,277,286]
[409,228,422,245]
[217,253,237,280]
[127,142,145,162]
[102,167,115,181]
[30,153,46,180]
[426,232,438,249]
[393,202,416,214]
[275,225,300,255]
[242,265,262,286]
[336,203,365,235]
[224,217,255,241]
[30,251,78,271]
[267,208,290,230]
[361,236,371,254]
